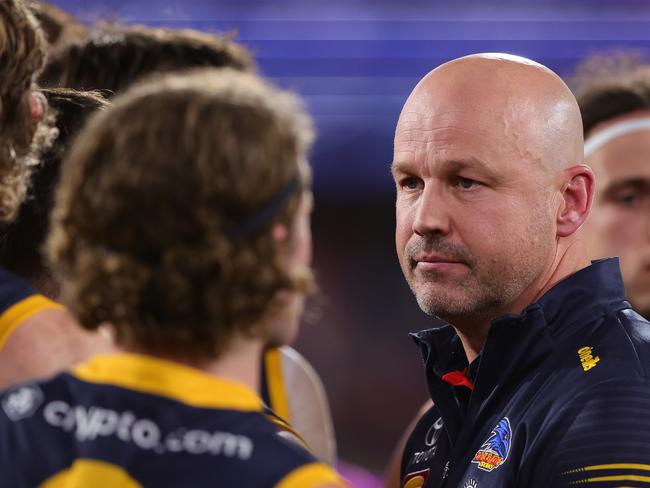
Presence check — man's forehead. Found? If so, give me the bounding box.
[395,108,499,154]
[395,108,496,140]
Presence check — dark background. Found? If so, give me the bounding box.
[49,0,650,472]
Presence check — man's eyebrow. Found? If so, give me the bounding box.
[441,157,493,172]
[390,157,497,177]
[602,177,650,195]
[390,160,414,177]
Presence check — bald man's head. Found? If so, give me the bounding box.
[393,53,594,326]
[401,53,584,174]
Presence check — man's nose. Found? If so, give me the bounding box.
[412,184,451,237]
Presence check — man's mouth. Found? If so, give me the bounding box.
[412,255,464,271]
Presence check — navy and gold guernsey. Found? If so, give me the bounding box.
[0,353,345,487]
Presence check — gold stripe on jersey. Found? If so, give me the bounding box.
[276,462,347,488]
[565,464,650,474]
[571,475,650,484]
[265,347,291,421]
[0,295,64,351]
[267,411,310,450]
[73,353,264,412]
[40,459,141,487]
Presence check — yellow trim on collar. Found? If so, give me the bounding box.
[265,347,291,421]
[0,295,64,351]
[73,353,264,412]
[40,459,142,488]
[275,462,348,488]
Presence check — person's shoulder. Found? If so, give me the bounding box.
[0,372,78,485]
[273,462,348,488]
[549,304,650,389]
[582,305,650,380]
[224,410,345,487]
[612,307,650,373]
[0,306,110,389]
[0,266,111,389]
[1,371,78,429]
[262,346,337,464]
[521,375,650,486]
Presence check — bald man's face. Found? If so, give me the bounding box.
[584,113,650,318]
[393,83,560,323]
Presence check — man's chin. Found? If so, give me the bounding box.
[415,293,475,319]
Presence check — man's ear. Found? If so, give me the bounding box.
[557,164,595,237]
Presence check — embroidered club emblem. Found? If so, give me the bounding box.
[471,417,512,472]
[402,469,430,488]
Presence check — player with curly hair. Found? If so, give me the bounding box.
[0,68,346,487]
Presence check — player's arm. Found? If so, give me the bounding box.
[265,346,337,465]
[0,307,111,388]
[384,399,433,488]
[0,269,111,388]
[275,462,350,488]
[527,378,650,488]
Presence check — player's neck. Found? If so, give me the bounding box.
[200,337,264,392]
[117,336,264,393]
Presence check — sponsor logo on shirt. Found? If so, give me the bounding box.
[42,400,254,459]
[471,417,511,472]
[463,478,479,488]
[411,416,444,465]
[2,385,44,421]
[402,468,429,488]
[578,346,600,372]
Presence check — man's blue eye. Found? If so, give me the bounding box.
[618,193,638,206]
[458,177,476,189]
[402,177,420,189]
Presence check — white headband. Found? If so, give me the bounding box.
[584,117,650,157]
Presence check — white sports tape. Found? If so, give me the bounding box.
[584,117,650,157]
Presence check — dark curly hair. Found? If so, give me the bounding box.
[569,51,650,136]
[0,0,55,222]
[0,88,109,297]
[40,24,254,96]
[47,69,314,359]
[27,1,88,51]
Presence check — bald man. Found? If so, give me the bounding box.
[391,53,650,488]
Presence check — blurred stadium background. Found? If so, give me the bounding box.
[48,0,650,472]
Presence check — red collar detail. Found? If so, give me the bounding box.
[441,370,474,391]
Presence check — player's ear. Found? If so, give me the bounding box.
[556,164,595,237]
[272,223,288,242]
[29,91,46,122]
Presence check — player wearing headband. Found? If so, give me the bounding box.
[572,54,650,319]
[0,68,345,487]
[2,21,336,463]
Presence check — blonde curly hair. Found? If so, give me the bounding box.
[0,0,54,222]
[48,68,314,359]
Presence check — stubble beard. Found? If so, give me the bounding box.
[405,213,553,325]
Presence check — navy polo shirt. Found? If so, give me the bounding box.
[401,258,650,488]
